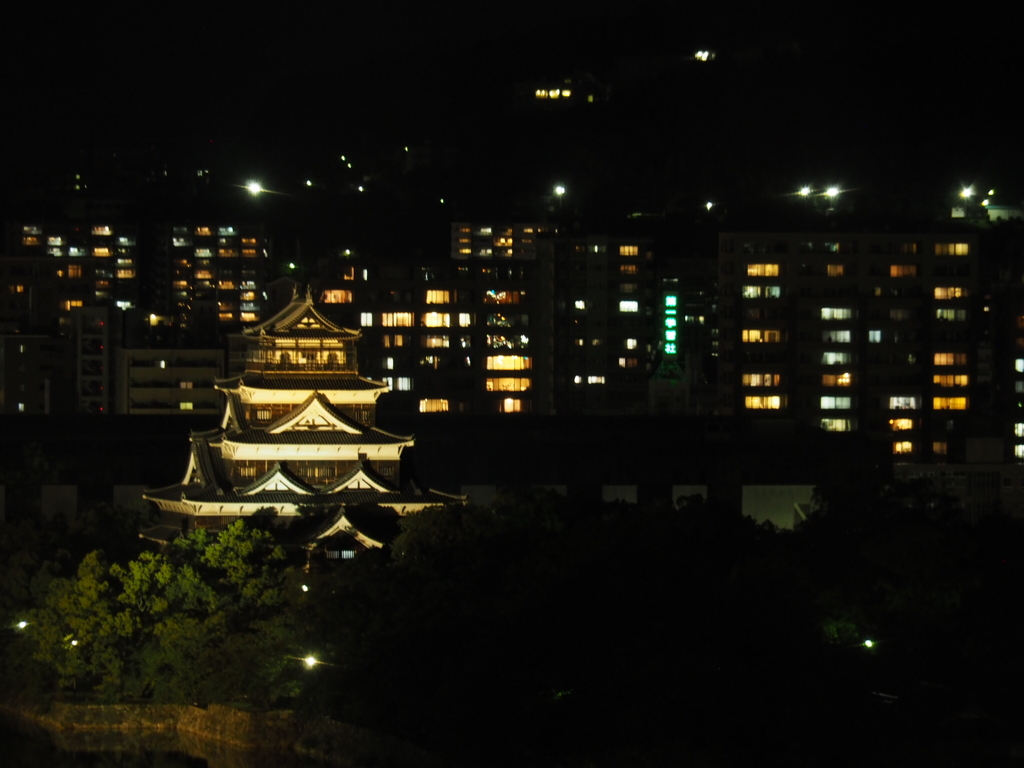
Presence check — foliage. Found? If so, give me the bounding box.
[24,521,296,705]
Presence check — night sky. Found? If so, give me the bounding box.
[3,3,1020,254]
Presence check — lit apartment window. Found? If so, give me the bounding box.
[822,330,851,343]
[889,396,920,410]
[360,312,373,326]
[741,285,782,299]
[746,264,779,277]
[1016,446,1024,460]
[743,329,784,342]
[574,300,586,310]
[935,353,968,366]
[1017,424,1024,438]
[820,419,852,432]
[933,397,968,410]
[618,301,639,312]
[618,357,639,368]
[626,338,638,350]
[486,355,531,370]
[826,264,844,277]
[426,290,451,304]
[92,225,112,236]
[821,352,853,365]
[936,309,967,321]
[117,269,136,279]
[322,290,353,303]
[820,397,852,410]
[382,312,414,327]
[179,402,194,411]
[240,312,257,322]
[890,308,913,320]
[422,336,448,348]
[459,313,474,327]
[501,398,524,413]
[821,373,852,386]
[745,396,784,409]
[422,312,451,327]
[93,247,111,257]
[486,377,531,391]
[898,242,919,254]
[890,265,917,277]
[61,300,84,311]
[742,373,781,387]
[619,245,639,256]
[620,264,638,275]
[419,399,449,413]
[890,419,914,431]
[396,377,412,391]
[820,307,854,320]
[933,442,948,455]
[9,285,25,294]
[620,283,638,294]
[933,375,969,387]
[587,376,605,384]
[196,248,212,258]
[935,243,970,255]
[893,441,914,455]
[934,287,968,300]
[484,290,525,304]
[18,403,25,412]
[868,330,882,343]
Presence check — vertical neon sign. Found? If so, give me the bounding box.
[663,294,678,356]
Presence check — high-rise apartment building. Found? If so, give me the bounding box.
[153,223,268,335]
[718,232,980,462]
[3,222,140,331]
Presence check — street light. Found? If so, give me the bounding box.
[825,187,840,198]
[246,181,263,196]
[960,186,974,199]
[303,655,317,669]
[798,186,811,196]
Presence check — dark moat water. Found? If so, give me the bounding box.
[0,715,323,768]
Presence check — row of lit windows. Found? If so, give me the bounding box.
[420,397,526,413]
[360,312,538,329]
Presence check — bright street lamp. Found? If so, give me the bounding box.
[303,655,317,669]
[960,186,974,199]
[554,185,566,197]
[825,187,840,198]
[246,181,264,196]
[798,186,811,196]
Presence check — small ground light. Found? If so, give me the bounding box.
[301,585,309,592]
[16,621,27,629]
[706,202,713,211]
[71,640,78,646]
[303,656,317,668]
[305,180,312,187]
[863,639,874,648]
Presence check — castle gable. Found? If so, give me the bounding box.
[240,463,316,496]
[267,392,364,434]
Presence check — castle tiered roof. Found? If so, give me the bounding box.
[143,288,463,540]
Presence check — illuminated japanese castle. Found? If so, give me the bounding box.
[144,288,459,539]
